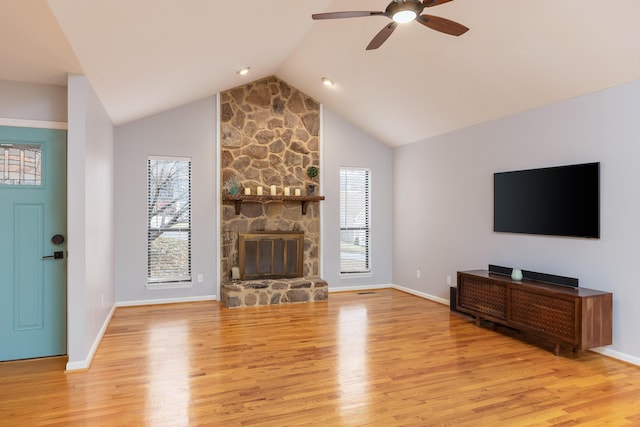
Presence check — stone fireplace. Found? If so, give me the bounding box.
[219,76,327,307]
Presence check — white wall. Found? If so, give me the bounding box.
[393,79,640,363]
[0,80,67,122]
[322,107,393,289]
[67,74,115,369]
[114,97,217,304]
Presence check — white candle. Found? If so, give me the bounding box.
[284,187,290,196]
[270,185,276,195]
[244,187,251,195]
[256,186,263,195]
[294,188,301,196]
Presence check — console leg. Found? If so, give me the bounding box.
[554,343,560,356]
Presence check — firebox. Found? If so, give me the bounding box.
[238,231,304,280]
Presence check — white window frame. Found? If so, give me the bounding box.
[339,167,372,277]
[147,156,192,288]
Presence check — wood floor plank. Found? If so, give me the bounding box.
[1,289,639,426]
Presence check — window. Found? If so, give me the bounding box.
[147,157,191,285]
[340,167,370,274]
[0,143,42,186]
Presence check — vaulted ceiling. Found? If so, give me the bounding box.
[2,0,640,146]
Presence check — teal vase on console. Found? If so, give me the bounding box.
[511,268,523,281]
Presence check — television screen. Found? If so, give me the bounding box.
[494,162,600,238]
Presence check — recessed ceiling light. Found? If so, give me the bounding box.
[237,67,250,76]
[321,77,335,87]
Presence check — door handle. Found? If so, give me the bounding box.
[42,251,64,260]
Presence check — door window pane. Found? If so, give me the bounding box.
[0,144,42,186]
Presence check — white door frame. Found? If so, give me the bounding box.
[0,118,67,130]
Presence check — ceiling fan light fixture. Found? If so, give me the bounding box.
[312,0,468,51]
[321,77,335,87]
[392,10,417,23]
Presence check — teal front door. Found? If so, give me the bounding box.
[0,126,67,361]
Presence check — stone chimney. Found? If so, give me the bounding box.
[220,76,321,283]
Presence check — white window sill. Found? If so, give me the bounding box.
[146,282,193,290]
[340,272,373,279]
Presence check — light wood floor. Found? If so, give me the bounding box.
[1,289,639,426]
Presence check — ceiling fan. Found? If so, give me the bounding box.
[312,0,469,50]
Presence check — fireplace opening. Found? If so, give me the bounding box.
[238,231,304,280]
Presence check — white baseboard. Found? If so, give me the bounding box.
[591,347,640,366]
[66,305,116,372]
[391,283,449,306]
[329,284,391,293]
[116,294,217,307]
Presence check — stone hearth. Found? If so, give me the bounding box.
[222,277,328,308]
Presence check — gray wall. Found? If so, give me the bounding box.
[66,74,115,369]
[114,101,390,300]
[114,97,217,303]
[393,80,640,363]
[0,80,67,122]
[322,107,393,289]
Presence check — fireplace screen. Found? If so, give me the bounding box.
[238,231,304,280]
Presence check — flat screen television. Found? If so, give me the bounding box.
[494,162,600,238]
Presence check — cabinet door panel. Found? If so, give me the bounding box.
[510,288,576,342]
[458,277,507,320]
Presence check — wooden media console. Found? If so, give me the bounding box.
[456,270,612,355]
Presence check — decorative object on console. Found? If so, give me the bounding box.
[511,268,523,281]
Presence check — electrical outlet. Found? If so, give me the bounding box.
[416,270,421,279]
[197,274,204,283]
[446,275,452,286]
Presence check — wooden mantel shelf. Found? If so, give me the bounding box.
[222,194,325,215]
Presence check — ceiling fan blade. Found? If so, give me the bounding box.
[423,0,454,7]
[366,22,398,50]
[312,11,385,20]
[417,14,469,36]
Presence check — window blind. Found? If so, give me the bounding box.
[147,157,192,284]
[340,167,370,274]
